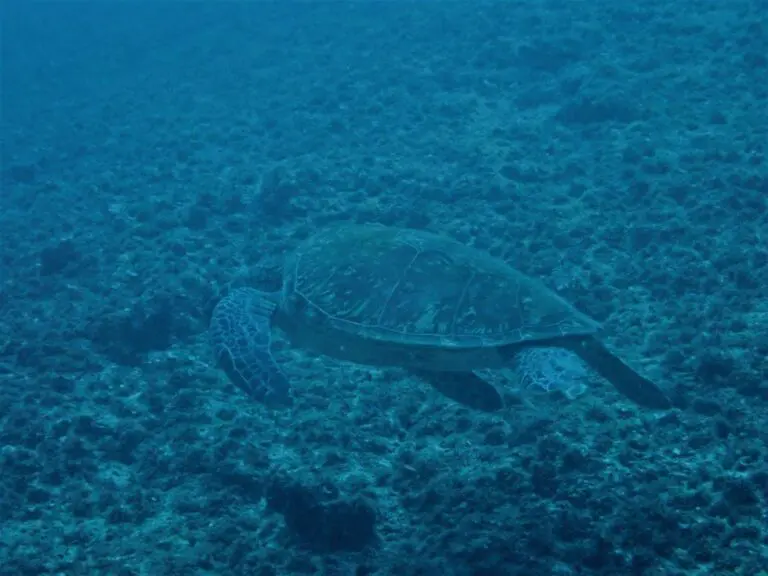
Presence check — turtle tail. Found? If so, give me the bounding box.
[566,336,671,410]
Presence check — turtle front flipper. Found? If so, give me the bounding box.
[210,288,291,407]
[567,337,671,410]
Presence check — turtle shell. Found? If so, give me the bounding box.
[278,225,600,354]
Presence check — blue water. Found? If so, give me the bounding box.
[2,2,767,575]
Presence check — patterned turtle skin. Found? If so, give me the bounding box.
[210,225,671,410]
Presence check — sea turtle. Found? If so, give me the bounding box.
[209,225,671,410]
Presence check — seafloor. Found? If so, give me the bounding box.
[1,2,766,575]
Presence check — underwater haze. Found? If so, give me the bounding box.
[1,2,767,575]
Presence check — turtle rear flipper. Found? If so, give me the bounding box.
[415,370,503,412]
[568,337,670,410]
[210,288,291,407]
